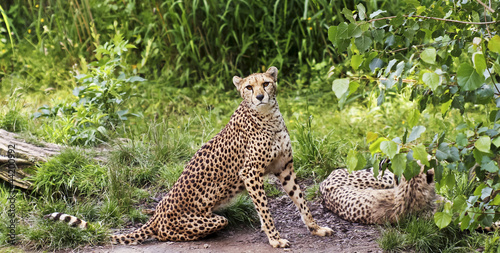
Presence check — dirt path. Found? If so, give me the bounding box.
[74,196,382,253]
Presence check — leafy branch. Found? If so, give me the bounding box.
[328,0,500,231]
[368,15,498,25]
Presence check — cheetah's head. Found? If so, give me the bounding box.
[233,67,278,111]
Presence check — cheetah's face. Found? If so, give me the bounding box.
[233,67,278,111]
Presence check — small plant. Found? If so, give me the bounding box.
[305,183,320,201]
[264,178,283,198]
[34,32,144,146]
[293,115,338,179]
[377,227,407,252]
[214,194,258,227]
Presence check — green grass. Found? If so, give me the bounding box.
[29,149,108,198]
[377,215,487,253]
[214,194,259,227]
[21,218,108,250]
[0,109,28,132]
[264,178,284,198]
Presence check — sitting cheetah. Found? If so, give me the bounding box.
[45,67,332,248]
[320,164,438,224]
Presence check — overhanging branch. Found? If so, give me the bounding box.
[369,15,498,25]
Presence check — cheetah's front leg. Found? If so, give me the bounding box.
[276,160,333,237]
[240,168,290,248]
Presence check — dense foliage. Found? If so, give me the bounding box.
[327,0,500,232]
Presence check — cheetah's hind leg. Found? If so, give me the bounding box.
[111,218,157,245]
[276,161,334,237]
[155,213,229,242]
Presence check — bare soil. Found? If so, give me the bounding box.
[73,194,382,253]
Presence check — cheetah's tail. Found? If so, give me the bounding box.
[43,212,88,229]
[111,215,158,245]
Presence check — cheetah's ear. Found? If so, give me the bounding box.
[266,66,278,82]
[233,76,243,90]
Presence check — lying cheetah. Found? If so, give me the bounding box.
[45,67,332,248]
[320,164,437,224]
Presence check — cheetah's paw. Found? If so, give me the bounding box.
[269,238,290,248]
[312,226,333,237]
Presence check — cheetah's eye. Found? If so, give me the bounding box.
[263,82,270,88]
[245,85,253,91]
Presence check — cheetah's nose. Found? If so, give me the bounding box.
[256,94,264,101]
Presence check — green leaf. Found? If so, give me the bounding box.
[349,81,360,95]
[372,29,384,43]
[480,186,493,200]
[493,136,500,147]
[351,55,364,70]
[460,215,471,230]
[337,22,349,39]
[355,36,372,53]
[481,160,498,173]
[421,47,436,65]
[369,137,389,155]
[328,26,338,44]
[434,212,452,229]
[369,9,387,19]
[456,133,468,147]
[475,85,494,104]
[390,14,404,28]
[457,63,485,91]
[392,153,406,178]
[348,23,362,38]
[380,141,398,159]
[369,58,383,73]
[347,149,359,173]
[377,89,385,106]
[473,148,486,164]
[473,52,486,75]
[422,72,439,91]
[445,173,455,189]
[404,160,421,180]
[475,136,491,153]
[452,195,467,212]
[440,99,453,115]
[407,126,426,143]
[488,35,500,53]
[355,153,366,171]
[436,143,449,161]
[412,144,429,166]
[346,149,366,173]
[384,59,397,75]
[332,78,350,99]
[372,159,379,178]
[448,147,459,163]
[342,8,355,23]
[481,210,494,227]
[367,132,378,143]
[407,109,420,128]
[357,3,366,20]
[490,194,500,205]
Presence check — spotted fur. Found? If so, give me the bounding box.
[320,164,437,224]
[45,67,332,248]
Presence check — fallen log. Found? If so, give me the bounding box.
[0,129,63,190]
